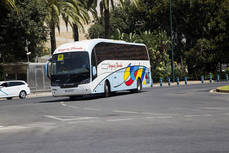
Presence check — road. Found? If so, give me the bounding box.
[0,83,229,153]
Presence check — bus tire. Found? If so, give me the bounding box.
[104,81,110,97]
[136,79,142,93]
[130,79,142,93]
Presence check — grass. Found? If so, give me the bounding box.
[216,85,229,93]
[218,85,229,90]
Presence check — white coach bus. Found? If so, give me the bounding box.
[46,39,152,98]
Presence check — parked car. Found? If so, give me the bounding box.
[0,80,30,100]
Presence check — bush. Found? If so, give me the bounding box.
[87,24,105,39]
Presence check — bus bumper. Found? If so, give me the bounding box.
[51,85,92,97]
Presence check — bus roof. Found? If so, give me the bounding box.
[53,38,146,55]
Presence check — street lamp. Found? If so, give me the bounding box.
[25,40,31,63]
[169,0,175,82]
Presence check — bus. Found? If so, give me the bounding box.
[45,38,152,98]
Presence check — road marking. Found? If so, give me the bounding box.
[60,102,67,106]
[45,115,98,121]
[0,126,29,132]
[113,110,141,114]
[184,114,212,118]
[107,118,133,122]
[45,115,63,121]
[145,116,173,119]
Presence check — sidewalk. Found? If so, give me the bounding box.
[28,91,52,98]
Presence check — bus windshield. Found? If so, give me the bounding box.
[51,52,90,87]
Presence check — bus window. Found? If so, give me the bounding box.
[94,43,149,65]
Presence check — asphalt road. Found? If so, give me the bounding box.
[0,83,229,153]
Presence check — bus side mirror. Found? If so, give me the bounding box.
[92,66,97,76]
[45,58,52,79]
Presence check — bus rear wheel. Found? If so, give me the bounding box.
[130,79,142,93]
[135,79,142,93]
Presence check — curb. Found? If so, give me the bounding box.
[28,92,52,98]
[216,88,229,93]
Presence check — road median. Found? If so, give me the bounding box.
[216,85,229,93]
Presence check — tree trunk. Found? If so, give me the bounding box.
[50,9,56,54]
[104,7,110,39]
[73,24,79,41]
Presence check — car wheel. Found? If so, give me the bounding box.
[19,90,27,99]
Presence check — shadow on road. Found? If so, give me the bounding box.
[39,90,148,103]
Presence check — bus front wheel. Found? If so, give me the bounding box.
[104,82,110,97]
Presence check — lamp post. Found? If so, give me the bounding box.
[169,0,175,82]
[25,40,31,63]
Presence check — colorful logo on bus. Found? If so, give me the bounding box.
[124,64,147,86]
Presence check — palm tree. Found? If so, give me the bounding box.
[1,0,18,13]
[99,0,139,39]
[1,0,17,10]
[61,0,92,41]
[43,0,89,54]
[43,0,61,54]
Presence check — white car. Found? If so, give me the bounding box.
[0,80,31,100]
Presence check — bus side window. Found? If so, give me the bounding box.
[91,50,97,80]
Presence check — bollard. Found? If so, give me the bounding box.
[209,74,212,84]
[151,79,153,88]
[226,74,228,81]
[168,77,171,86]
[177,77,180,87]
[201,75,204,84]
[160,78,163,87]
[184,77,188,86]
[217,74,220,82]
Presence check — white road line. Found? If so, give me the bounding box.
[45,115,64,121]
[184,114,212,118]
[68,120,97,124]
[60,102,66,106]
[107,118,133,122]
[145,116,173,119]
[0,126,29,132]
[45,115,98,121]
[113,110,141,114]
